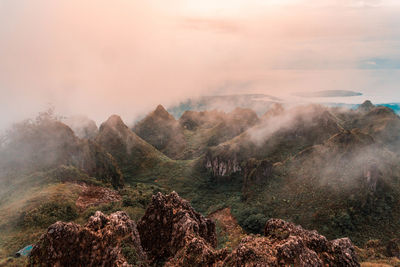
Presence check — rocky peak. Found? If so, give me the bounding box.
[153,104,174,120]
[29,211,147,266]
[137,191,217,264]
[358,100,375,112]
[137,192,359,266]
[263,218,359,266]
[133,106,186,158]
[96,114,165,171]
[100,114,129,134]
[97,115,134,150]
[98,115,143,153]
[29,192,360,266]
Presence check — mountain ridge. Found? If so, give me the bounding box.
[2,101,400,266]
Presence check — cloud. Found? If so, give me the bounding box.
[0,0,399,129]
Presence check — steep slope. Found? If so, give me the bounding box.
[333,100,400,151]
[133,105,186,159]
[133,106,259,160]
[178,108,259,159]
[205,104,343,179]
[191,103,400,247]
[244,129,400,245]
[96,115,169,180]
[0,118,123,188]
[63,115,98,139]
[3,103,400,266]
[355,106,400,150]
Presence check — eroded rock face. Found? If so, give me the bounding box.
[205,153,242,178]
[137,192,217,265]
[29,211,147,267]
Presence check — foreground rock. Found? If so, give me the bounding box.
[262,218,359,266]
[137,191,220,265]
[30,192,359,266]
[137,192,359,266]
[29,211,147,266]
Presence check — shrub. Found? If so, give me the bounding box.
[242,213,268,234]
[121,239,139,265]
[21,201,78,228]
[233,206,268,234]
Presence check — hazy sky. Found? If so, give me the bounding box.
[0,0,399,128]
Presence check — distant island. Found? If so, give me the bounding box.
[295,90,363,98]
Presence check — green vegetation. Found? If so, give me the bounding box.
[121,239,140,265]
[0,164,163,262]
[0,177,82,261]
[215,222,229,250]
[2,102,400,265]
[21,201,78,228]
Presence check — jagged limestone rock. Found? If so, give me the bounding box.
[29,211,147,266]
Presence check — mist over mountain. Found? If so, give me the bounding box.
[168,94,280,118]
[2,0,400,265]
[2,100,400,265]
